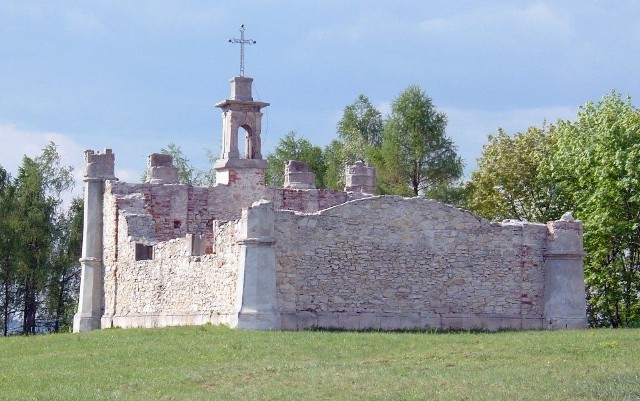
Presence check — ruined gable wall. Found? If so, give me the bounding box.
[269,188,369,213]
[273,196,549,330]
[102,220,241,329]
[104,181,364,246]
[100,181,386,330]
[104,181,269,242]
[101,181,248,329]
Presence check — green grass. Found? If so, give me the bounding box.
[0,326,638,400]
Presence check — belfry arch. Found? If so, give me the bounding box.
[216,76,268,160]
[214,76,269,185]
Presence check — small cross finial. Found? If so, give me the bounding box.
[228,24,256,77]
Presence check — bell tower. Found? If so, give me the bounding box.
[214,76,270,185]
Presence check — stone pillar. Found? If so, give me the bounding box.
[345,161,376,194]
[230,76,253,101]
[73,149,116,333]
[234,199,280,330]
[145,153,179,184]
[543,212,588,329]
[283,160,316,189]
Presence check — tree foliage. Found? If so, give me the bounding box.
[0,165,17,336]
[466,125,564,222]
[549,92,640,327]
[265,131,326,188]
[337,94,383,161]
[373,85,463,196]
[0,142,79,335]
[324,95,383,189]
[468,92,640,327]
[322,140,345,190]
[46,197,83,333]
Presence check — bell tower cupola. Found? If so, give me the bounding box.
[214,25,269,186]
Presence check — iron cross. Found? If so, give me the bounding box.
[228,24,256,77]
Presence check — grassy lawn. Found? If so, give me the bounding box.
[0,326,638,401]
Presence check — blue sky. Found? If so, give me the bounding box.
[1,1,639,196]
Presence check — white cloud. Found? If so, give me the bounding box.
[443,105,578,176]
[0,124,86,199]
[115,168,140,184]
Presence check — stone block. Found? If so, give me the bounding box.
[284,160,316,189]
[337,312,361,330]
[279,313,298,330]
[358,313,381,330]
[146,153,179,184]
[316,312,339,329]
[418,313,442,329]
[230,76,253,101]
[84,149,116,180]
[344,161,376,194]
[295,311,317,329]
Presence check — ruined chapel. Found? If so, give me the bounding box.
[73,75,588,333]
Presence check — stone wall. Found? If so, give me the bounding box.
[270,188,364,213]
[101,215,241,329]
[99,180,364,329]
[99,183,585,331]
[102,181,366,244]
[273,196,580,331]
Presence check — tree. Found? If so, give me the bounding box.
[14,157,54,334]
[549,92,640,327]
[427,181,469,208]
[322,140,345,190]
[373,85,462,196]
[265,131,326,188]
[325,95,383,189]
[466,125,565,222]
[195,148,217,187]
[0,165,18,335]
[162,142,197,185]
[45,197,83,333]
[3,142,75,334]
[337,94,383,161]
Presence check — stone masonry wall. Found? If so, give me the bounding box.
[270,188,353,213]
[100,178,584,331]
[103,181,366,245]
[100,180,359,329]
[102,214,241,328]
[274,196,550,330]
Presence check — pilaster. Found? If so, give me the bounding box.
[233,199,280,330]
[73,149,116,333]
[543,212,588,329]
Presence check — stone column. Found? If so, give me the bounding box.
[220,116,240,159]
[73,149,116,333]
[234,199,280,329]
[345,161,376,194]
[145,153,179,184]
[283,160,316,189]
[543,212,588,329]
